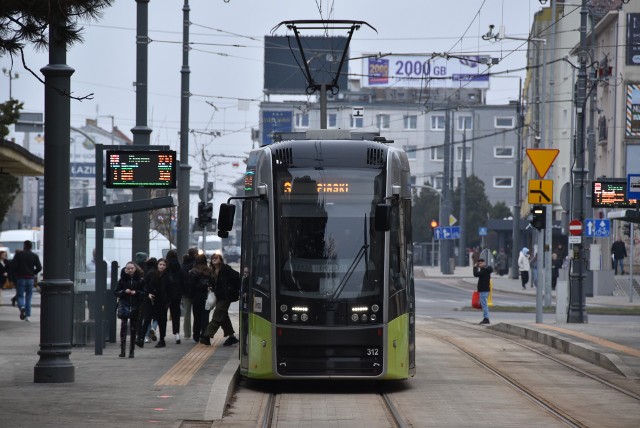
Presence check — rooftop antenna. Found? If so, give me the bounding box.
[271,20,376,128]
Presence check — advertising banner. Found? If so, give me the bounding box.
[362,55,489,89]
[626,83,640,136]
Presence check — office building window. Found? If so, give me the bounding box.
[431,115,445,130]
[457,115,473,131]
[404,115,417,129]
[295,112,309,128]
[493,177,513,188]
[377,114,390,129]
[456,146,472,161]
[351,115,364,128]
[404,145,417,160]
[495,116,515,129]
[328,113,337,128]
[430,146,444,161]
[494,147,514,158]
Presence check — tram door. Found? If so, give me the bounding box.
[239,199,272,373]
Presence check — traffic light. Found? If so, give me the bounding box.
[430,219,438,229]
[530,205,546,230]
[197,202,209,228]
[202,202,213,224]
[623,223,631,236]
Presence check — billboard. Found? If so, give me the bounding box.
[627,13,640,65]
[627,83,640,137]
[264,36,349,94]
[362,55,489,89]
[262,111,293,146]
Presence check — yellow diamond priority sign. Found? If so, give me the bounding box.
[527,149,559,179]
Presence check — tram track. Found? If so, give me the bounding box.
[419,319,640,427]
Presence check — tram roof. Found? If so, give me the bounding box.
[272,130,393,144]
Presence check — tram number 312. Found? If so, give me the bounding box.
[366,348,380,356]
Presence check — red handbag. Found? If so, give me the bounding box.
[471,291,482,309]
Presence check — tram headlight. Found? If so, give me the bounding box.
[371,304,379,313]
[282,314,289,321]
[351,313,359,322]
[370,314,376,321]
[280,304,288,313]
[300,313,309,322]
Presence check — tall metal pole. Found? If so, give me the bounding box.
[568,0,589,323]
[511,79,523,279]
[34,22,75,383]
[131,0,152,260]
[457,128,467,267]
[177,0,192,258]
[440,110,452,275]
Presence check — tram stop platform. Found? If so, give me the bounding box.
[0,268,639,427]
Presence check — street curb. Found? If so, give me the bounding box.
[490,322,637,378]
[204,349,240,421]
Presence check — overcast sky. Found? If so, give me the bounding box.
[1,0,548,198]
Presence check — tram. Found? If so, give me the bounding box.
[217,130,415,380]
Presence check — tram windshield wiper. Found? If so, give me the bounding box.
[330,214,369,302]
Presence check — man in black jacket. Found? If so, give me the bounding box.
[473,258,493,325]
[12,240,42,321]
[611,237,627,275]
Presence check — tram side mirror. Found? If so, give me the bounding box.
[374,203,391,231]
[217,203,236,238]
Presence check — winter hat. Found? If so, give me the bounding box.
[522,247,529,254]
[135,252,148,265]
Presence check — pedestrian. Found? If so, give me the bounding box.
[611,237,627,275]
[530,250,538,288]
[114,261,146,358]
[11,240,42,321]
[518,247,530,290]
[143,258,177,348]
[165,250,184,344]
[189,254,212,344]
[473,258,493,325]
[136,257,158,345]
[0,250,11,304]
[551,252,563,291]
[494,248,508,276]
[181,247,198,341]
[202,253,240,346]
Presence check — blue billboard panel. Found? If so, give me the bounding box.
[262,111,292,146]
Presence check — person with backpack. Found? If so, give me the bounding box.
[202,253,240,346]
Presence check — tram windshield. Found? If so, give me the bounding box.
[275,168,385,300]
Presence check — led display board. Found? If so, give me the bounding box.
[592,179,637,208]
[106,150,177,188]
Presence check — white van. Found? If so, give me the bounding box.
[85,227,173,270]
[0,229,43,260]
[197,234,223,258]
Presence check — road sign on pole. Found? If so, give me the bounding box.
[569,219,582,236]
[526,149,559,178]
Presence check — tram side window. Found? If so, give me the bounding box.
[389,204,405,292]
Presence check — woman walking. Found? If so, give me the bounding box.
[202,253,240,346]
[189,254,212,343]
[114,262,146,358]
[144,258,178,348]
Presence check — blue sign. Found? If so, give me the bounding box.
[262,111,292,146]
[478,227,487,236]
[584,218,610,237]
[627,173,640,199]
[435,226,459,240]
[450,226,461,239]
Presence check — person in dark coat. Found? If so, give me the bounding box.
[181,248,198,340]
[189,254,212,343]
[164,250,184,344]
[142,258,178,348]
[114,262,146,358]
[11,240,42,322]
[136,257,158,345]
[611,237,627,275]
[473,258,493,325]
[551,252,563,291]
[202,253,240,346]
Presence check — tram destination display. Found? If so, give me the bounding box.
[106,150,177,188]
[592,179,637,208]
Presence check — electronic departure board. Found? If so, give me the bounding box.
[106,150,177,188]
[592,179,637,208]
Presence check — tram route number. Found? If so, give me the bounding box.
[365,348,380,356]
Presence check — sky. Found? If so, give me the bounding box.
[0,0,547,204]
